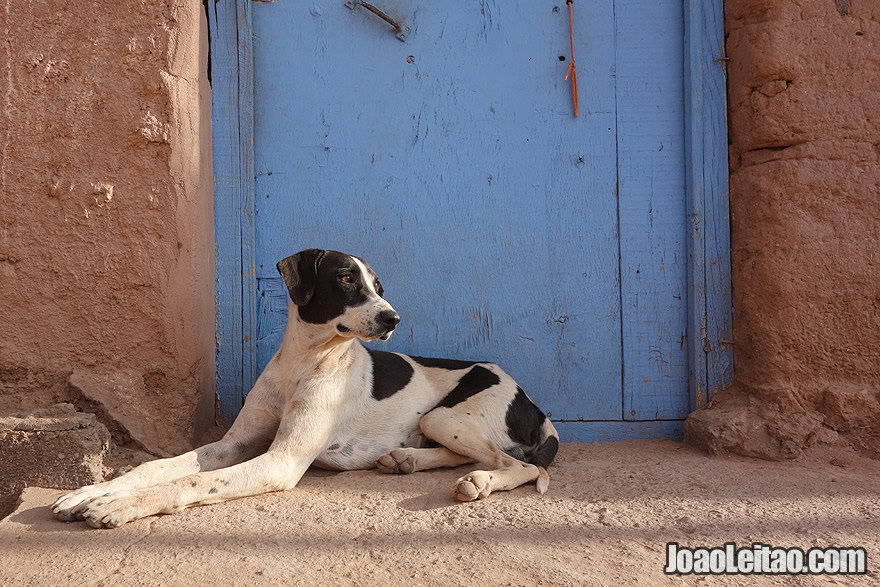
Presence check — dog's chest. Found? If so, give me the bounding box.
[309,347,452,470]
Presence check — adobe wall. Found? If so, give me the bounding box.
[685,0,880,459]
[0,1,215,451]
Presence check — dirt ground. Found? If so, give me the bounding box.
[1,440,878,586]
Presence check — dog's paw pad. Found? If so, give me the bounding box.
[376,449,414,474]
[454,470,492,502]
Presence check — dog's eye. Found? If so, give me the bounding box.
[374,281,381,290]
[339,275,352,283]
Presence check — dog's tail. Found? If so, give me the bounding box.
[528,419,560,495]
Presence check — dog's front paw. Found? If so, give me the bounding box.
[454,470,492,501]
[79,490,157,529]
[51,483,113,522]
[376,449,414,474]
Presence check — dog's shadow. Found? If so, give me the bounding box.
[6,503,95,533]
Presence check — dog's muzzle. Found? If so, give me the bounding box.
[377,309,400,340]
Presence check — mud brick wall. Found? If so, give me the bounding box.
[686,0,880,459]
[0,1,215,446]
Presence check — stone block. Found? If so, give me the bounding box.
[0,403,109,519]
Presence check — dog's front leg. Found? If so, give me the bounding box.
[52,385,281,522]
[78,394,338,528]
[78,450,313,528]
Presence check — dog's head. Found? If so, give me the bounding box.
[277,249,400,341]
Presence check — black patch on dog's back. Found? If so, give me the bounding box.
[505,386,547,448]
[410,356,481,370]
[435,366,500,408]
[368,349,414,400]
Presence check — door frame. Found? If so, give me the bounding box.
[206,0,733,429]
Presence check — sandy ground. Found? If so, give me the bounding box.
[1,440,878,586]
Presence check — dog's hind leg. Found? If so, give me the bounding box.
[52,383,282,522]
[452,461,547,501]
[418,407,548,501]
[376,447,473,474]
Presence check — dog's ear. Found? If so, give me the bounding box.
[277,249,325,306]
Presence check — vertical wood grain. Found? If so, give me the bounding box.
[684,0,733,410]
[239,1,257,395]
[616,0,690,421]
[209,0,255,422]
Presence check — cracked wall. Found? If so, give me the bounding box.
[685,0,880,459]
[0,0,215,447]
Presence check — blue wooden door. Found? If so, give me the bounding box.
[217,0,717,441]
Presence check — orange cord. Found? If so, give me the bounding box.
[564,0,579,118]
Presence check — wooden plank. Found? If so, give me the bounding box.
[553,420,683,443]
[238,1,258,395]
[617,1,690,420]
[684,0,733,411]
[208,0,245,423]
[697,2,734,401]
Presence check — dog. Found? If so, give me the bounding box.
[52,249,559,528]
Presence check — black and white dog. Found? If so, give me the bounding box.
[52,249,559,528]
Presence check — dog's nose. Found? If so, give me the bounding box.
[378,310,400,329]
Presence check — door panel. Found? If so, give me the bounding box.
[248,0,687,423]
